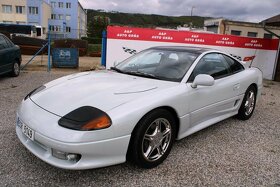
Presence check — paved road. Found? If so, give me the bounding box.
[1,71,280,187]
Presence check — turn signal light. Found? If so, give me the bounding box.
[82,115,111,130]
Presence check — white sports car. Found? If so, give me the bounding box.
[16,46,262,170]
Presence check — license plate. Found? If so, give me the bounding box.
[22,123,35,141]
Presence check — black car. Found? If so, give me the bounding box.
[0,33,21,77]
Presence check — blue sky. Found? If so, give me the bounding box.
[79,0,279,22]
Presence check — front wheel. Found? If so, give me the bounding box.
[128,109,176,168]
[236,85,257,120]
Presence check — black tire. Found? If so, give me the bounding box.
[236,85,257,120]
[128,109,176,168]
[10,60,20,77]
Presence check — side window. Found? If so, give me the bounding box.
[189,53,231,81]
[222,55,244,73]
[3,36,14,48]
[0,36,8,50]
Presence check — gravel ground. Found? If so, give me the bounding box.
[0,71,280,187]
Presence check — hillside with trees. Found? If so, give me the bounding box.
[84,10,211,55]
[86,9,210,38]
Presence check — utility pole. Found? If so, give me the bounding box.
[190,6,195,30]
[191,6,195,17]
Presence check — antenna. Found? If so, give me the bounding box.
[249,49,257,68]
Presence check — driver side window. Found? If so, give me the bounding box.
[188,53,231,82]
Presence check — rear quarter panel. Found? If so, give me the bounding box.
[14,45,22,64]
[238,67,263,100]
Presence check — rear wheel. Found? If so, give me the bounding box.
[128,109,176,168]
[10,61,20,77]
[237,85,257,120]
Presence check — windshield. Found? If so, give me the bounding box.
[114,49,199,82]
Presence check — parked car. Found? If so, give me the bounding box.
[0,33,21,77]
[16,46,262,170]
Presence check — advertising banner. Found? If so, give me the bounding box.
[106,26,279,80]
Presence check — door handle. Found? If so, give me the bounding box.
[233,83,240,91]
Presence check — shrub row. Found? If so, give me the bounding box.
[81,37,102,44]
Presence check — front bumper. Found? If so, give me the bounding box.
[16,125,130,170]
[16,98,131,169]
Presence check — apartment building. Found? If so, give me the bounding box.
[0,0,27,24]
[48,0,87,39]
[27,0,51,38]
[0,0,86,39]
[204,18,280,39]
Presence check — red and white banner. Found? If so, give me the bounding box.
[106,26,280,80]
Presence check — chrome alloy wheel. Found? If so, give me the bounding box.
[142,118,172,162]
[245,90,255,116]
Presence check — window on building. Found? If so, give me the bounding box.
[231,30,241,36]
[66,27,71,32]
[2,5,12,13]
[58,14,63,20]
[49,25,54,31]
[66,15,71,21]
[58,2,64,8]
[56,26,61,32]
[3,21,13,24]
[206,26,218,34]
[66,3,71,8]
[51,14,56,19]
[50,25,62,32]
[264,33,273,39]
[51,2,56,8]
[16,6,25,14]
[247,32,258,38]
[29,7,38,15]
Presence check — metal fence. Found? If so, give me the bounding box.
[20,28,88,71]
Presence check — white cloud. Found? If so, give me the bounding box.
[79,0,279,22]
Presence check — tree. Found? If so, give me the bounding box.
[88,16,110,38]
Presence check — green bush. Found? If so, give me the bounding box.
[82,37,102,44]
[88,44,102,53]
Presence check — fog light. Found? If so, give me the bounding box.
[52,149,67,160]
[52,149,81,162]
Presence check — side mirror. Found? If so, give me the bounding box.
[191,74,215,88]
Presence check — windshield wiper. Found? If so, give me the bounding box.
[126,71,160,80]
[110,68,160,80]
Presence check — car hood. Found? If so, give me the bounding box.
[30,71,176,117]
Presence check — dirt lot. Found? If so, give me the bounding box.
[0,70,280,187]
[21,55,101,72]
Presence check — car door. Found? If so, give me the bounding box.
[0,35,13,74]
[187,53,242,128]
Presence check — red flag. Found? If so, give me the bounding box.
[243,56,256,62]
